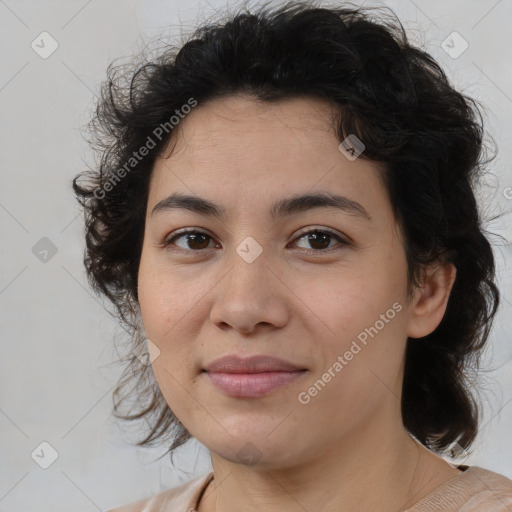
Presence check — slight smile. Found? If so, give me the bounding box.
[202,354,309,398]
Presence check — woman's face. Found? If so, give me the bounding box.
[137,94,418,467]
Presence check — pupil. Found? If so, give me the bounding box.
[309,232,329,250]
[188,233,209,249]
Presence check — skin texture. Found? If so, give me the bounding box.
[137,94,461,512]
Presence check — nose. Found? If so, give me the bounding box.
[208,245,290,334]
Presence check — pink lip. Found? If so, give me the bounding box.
[204,371,306,398]
[204,354,304,373]
[203,355,307,398]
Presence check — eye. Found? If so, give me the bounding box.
[290,228,348,254]
[161,227,348,254]
[162,229,218,251]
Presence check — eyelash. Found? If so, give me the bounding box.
[161,227,349,255]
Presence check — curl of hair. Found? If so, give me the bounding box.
[72,0,501,459]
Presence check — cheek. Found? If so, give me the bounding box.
[295,262,404,335]
[137,252,210,374]
[294,259,408,382]
[137,264,194,395]
[149,359,202,436]
[137,256,201,339]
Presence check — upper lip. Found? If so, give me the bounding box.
[203,355,305,374]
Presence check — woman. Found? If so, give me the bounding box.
[72,1,512,510]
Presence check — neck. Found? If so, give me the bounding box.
[198,404,460,512]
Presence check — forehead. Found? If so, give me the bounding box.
[159,94,338,160]
[148,94,389,219]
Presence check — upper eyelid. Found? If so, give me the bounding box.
[164,226,348,247]
[166,225,345,238]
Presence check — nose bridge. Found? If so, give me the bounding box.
[227,234,271,294]
[209,234,288,331]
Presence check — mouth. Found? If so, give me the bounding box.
[202,354,308,398]
[203,370,307,398]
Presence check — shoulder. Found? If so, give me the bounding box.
[106,472,214,512]
[459,466,512,511]
[409,465,512,512]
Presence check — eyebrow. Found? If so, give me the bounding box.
[151,191,371,221]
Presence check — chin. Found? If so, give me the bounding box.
[199,426,301,469]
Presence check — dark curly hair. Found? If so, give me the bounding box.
[72,0,502,461]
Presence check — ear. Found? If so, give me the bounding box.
[406,262,457,339]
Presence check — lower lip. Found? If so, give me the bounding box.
[204,370,307,398]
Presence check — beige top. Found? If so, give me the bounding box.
[107,465,512,511]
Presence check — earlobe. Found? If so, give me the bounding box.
[406,262,457,339]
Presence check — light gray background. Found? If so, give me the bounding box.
[1,0,511,510]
